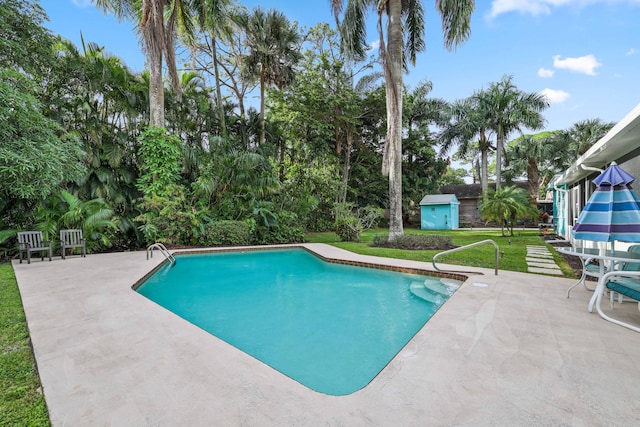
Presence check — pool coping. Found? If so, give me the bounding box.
[12,243,640,426]
[141,244,470,288]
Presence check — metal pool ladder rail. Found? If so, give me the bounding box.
[147,242,176,266]
[432,239,499,275]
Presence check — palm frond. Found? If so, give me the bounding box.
[403,0,425,66]
[338,0,369,61]
[436,0,474,50]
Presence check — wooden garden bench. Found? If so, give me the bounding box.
[60,229,86,259]
[17,231,52,264]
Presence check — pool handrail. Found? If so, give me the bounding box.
[432,239,499,276]
[147,242,176,266]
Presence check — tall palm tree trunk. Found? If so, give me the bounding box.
[381,0,404,239]
[527,158,539,200]
[259,63,266,145]
[480,128,489,193]
[211,34,227,136]
[481,149,488,192]
[141,0,165,128]
[496,130,505,190]
[148,45,164,127]
[340,128,353,203]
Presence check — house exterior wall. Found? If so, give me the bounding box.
[458,200,480,223]
[550,104,640,249]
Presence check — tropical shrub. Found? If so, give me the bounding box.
[33,190,118,253]
[253,210,305,245]
[136,127,182,196]
[0,227,17,260]
[193,144,280,220]
[136,184,209,246]
[479,186,537,236]
[334,203,383,242]
[135,128,206,246]
[200,220,254,246]
[279,162,341,232]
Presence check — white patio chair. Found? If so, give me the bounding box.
[595,270,640,333]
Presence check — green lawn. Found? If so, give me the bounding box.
[306,227,576,276]
[0,263,50,427]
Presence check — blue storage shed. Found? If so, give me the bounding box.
[419,194,459,230]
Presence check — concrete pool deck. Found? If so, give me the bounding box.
[12,243,640,426]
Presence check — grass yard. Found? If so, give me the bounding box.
[306,227,576,277]
[0,263,50,427]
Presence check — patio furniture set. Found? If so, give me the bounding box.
[560,161,640,333]
[560,246,640,333]
[17,229,86,264]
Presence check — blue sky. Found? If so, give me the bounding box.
[39,0,640,135]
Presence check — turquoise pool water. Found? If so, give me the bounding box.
[136,248,460,395]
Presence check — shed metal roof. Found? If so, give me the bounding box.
[419,194,458,205]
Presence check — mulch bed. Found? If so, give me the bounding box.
[543,233,591,279]
[372,242,457,250]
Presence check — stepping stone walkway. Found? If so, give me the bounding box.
[526,245,564,276]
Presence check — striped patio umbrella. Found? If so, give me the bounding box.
[572,162,640,243]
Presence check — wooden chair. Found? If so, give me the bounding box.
[17,231,52,264]
[60,229,86,259]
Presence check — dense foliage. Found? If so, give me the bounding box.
[0,0,606,256]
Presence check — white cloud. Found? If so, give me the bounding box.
[488,1,640,19]
[71,0,92,7]
[368,40,380,52]
[488,0,553,18]
[552,54,601,76]
[626,48,640,56]
[540,88,570,104]
[538,67,555,78]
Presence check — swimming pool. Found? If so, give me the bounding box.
[135,248,461,395]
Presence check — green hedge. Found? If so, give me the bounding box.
[200,220,253,246]
[253,212,305,245]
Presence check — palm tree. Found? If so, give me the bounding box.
[404,80,449,136]
[439,92,493,192]
[190,0,238,136]
[504,132,558,200]
[93,0,195,127]
[567,118,615,157]
[242,7,301,145]
[479,185,533,237]
[485,75,550,189]
[331,0,474,239]
[546,118,614,174]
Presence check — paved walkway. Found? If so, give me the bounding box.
[526,245,563,275]
[12,245,640,426]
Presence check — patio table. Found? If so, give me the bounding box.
[557,247,640,312]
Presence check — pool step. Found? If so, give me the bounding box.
[428,278,461,295]
[409,278,461,304]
